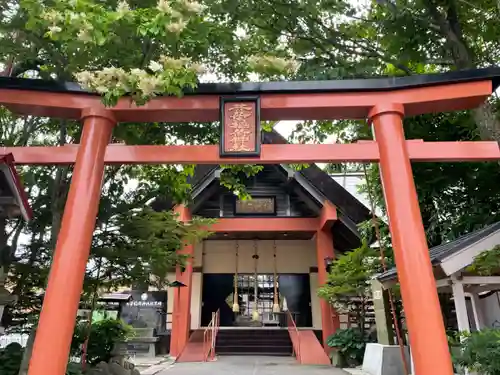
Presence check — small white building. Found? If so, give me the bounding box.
[377,221,500,333]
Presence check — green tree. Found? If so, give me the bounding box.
[467,245,500,276]
[318,241,383,336]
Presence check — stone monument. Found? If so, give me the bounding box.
[119,290,168,358]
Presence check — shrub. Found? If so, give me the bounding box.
[453,328,500,375]
[71,319,134,366]
[0,342,24,375]
[327,328,371,367]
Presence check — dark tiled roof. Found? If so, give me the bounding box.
[377,221,500,282]
[151,129,371,250]
[262,131,371,224]
[2,68,500,95]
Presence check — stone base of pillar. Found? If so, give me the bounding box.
[126,328,159,358]
[362,343,410,375]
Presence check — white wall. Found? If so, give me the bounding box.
[478,292,500,328]
[191,272,202,329]
[164,239,331,329]
[202,240,316,274]
[309,273,322,329]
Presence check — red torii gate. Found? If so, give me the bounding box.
[1,68,500,375]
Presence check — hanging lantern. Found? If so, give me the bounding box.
[232,240,240,313]
[252,239,260,321]
[272,240,280,313]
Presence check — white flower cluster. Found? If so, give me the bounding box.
[157,0,204,35]
[41,5,95,42]
[116,0,130,17]
[248,55,300,75]
[75,56,205,101]
[40,0,204,41]
[157,0,204,15]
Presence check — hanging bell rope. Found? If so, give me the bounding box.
[272,240,280,313]
[363,163,410,375]
[232,240,240,313]
[252,239,260,321]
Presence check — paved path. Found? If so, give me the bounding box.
[157,356,349,375]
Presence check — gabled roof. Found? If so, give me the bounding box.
[263,130,371,224]
[174,130,371,250]
[377,221,500,282]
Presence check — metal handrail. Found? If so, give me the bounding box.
[203,309,220,361]
[286,310,300,361]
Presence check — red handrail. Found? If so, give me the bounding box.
[286,311,301,361]
[203,309,220,361]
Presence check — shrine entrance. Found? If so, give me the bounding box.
[1,68,500,375]
[201,274,313,328]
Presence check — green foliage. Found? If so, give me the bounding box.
[0,342,82,375]
[2,1,500,370]
[318,241,382,303]
[467,245,500,276]
[65,362,84,375]
[85,208,215,294]
[453,329,500,375]
[70,319,134,366]
[219,165,265,199]
[17,0,298,105]
[0,343,24,375]
[327,328,372,367]
[318,241,383,336]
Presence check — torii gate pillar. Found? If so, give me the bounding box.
[28,109,115,375]
[370,103,453,375]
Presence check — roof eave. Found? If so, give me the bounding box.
[0,68,499,96]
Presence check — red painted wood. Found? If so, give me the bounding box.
[295,331,331,365]
[170,205,194,357]
[176,330,209,363]
[319,201,337,231]
[27,111,115,375]
[2,140,499,165]
[316,230,337,349]
[0,80,491,121]
[371,104,453,375]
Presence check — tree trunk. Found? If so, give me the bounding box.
[473,103,500,144]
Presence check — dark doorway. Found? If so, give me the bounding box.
[201,274,235,326]
[201,273,312,328]
[279,274,313,327]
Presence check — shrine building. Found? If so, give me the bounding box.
[155,130,371,362]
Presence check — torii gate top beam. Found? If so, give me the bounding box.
[0,68,499,122]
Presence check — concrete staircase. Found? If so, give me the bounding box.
[215,329,293,356]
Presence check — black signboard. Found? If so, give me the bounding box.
[119,290,168,332]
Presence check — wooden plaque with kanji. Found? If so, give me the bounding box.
[220,97,261,157]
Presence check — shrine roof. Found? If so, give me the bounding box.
[0,68,500,96]
[150,129,372,251]
[0,154,33,221]
[377,221,500,282]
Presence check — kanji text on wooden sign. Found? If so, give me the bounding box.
[220,96,261,157]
